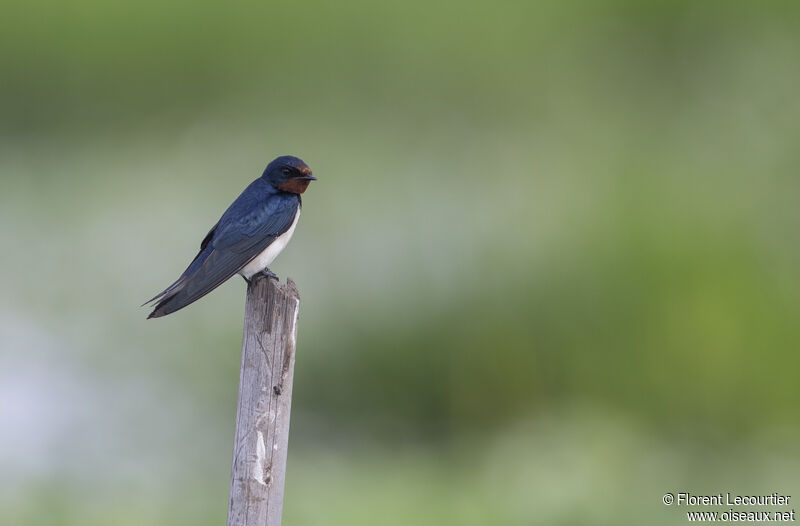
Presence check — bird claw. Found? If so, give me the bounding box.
[260,268,279,281]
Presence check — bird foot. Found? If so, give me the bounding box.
[260,267,279,281]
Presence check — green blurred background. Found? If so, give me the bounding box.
[2,1,799,524]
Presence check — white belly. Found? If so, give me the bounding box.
[238,208,300,279]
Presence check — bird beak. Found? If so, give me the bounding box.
[297,174,317,181]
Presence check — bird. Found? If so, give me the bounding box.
[144,155,316,319]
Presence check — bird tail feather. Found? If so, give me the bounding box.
[141,276,188,307]
[146,272,234,319]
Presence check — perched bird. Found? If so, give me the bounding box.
[145,155,316,319]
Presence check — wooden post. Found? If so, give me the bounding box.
[227,276,301,526]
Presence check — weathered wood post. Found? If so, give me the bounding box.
[227,276,301,526]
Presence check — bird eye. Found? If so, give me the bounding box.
[281,168,291,176]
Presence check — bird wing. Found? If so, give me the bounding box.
[147,193,299,318]
[142,221,220,306]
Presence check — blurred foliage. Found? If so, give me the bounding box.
[2,0,800,525]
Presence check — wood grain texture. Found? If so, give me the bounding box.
[227,276,300,526]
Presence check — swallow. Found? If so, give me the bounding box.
[145,155,316,319]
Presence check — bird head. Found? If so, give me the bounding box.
[263,156,316,194]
